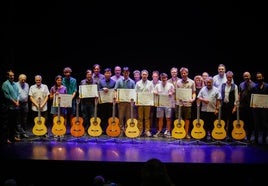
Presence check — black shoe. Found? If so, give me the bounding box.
[21,134,29,138]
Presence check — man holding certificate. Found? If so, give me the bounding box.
[153,73,175,138]
[114,67,135,137]
[135,70,154,137]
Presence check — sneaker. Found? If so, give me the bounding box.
[21,133,29,138]
[164,131,171,138]
[164,130,168,135]
[153,131,161,138]
[186,134,191,139]
[14,136,21,141]
[145,131,152,137]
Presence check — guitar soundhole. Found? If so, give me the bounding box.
[196,123,201,128]
[177,123,182,128]
[217,123,222,128]
[93,121,98,125]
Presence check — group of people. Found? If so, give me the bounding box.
[1,63,268,145]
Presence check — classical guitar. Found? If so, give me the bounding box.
[70,98,85,137]
[125,98,140,138]
[231,101,246,140]
[171,101,186,139]
[88,97,103,137]
[52,96,67,136]
[191,102,206,140]
[32,97,48,136]
[212,104,226,140]
[106,97,120,137]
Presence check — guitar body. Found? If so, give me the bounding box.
[52,97,67,136]
[172,119,186,139]
[70,98,85,137]
[125,118,139,138]
[191,118,206,140]
[33,116,47,136]
[88,117,102,137]
[88,97,103,137]
[232,120,246,140]
[71,117,85,137]
[52,115,67,136]
[212,119,226,140]
[106,117,120,137]
[125,98,140,138]
[32,97,48,136]
[231,102,246,140]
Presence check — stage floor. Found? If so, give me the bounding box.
[1,134,268,164]
[1,132,268,186]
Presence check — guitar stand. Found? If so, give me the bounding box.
[167,138,186,145]
[84,136,101,143]
[187,139,209,145]
[119,137,143,144]
[230,139,248,146]
[209,139,230,145]
[30,135,51,142]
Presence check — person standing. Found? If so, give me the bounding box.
[50,75,67,138]
[176,67,196,139]
[29,75,50,137]
[114,66,135,137]
[135,69,154,137]
[150,70,161,133]
[16,74,30,137]
[62,67,77,128]
[80,69,98,131]
[220,71,239,141]
[98,68,116,133]
[251,72,268,144]
[153,73,175,138]
[111,65,123,82]
[1,70,21,142]
[238,71,256,141]
[197,76,222,141]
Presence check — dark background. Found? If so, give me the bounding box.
[2,1,267,87]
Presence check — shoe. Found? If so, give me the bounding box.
[145,131,152,137]
[7,139,12,144]
[164,130,168,135]
[14,136,21,141]
[21,134,29,138]
[164,131,171,138]
[153,131,161,138]
[186,134,191,139]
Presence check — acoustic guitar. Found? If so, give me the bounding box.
[52,96,67,136]
[171,101,186,139]
[125,98,140,138]
[88,97,103,137]
[231,101,246,140]
[70,98,85,137]
[106,97,120,137]
[212,104,226,140]
[191,102,206,140]
[32,97,48,136]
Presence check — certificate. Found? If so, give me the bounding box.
[176,88,192,102]
[250,94,268,108]
[98,89,114,103]
[156,94,175,108]
[136,92,154,106]
[79,84,98,98]
[117,89,136,102]
[52,94,72,107]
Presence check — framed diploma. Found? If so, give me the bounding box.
[136,92,154,106]
[52,94,72,107]
[156,94,175,108]
[98,89,114,103]
[176,88,192,102]
[117,89,136,102]
[250,94,268,108]
[79,84,98,98]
